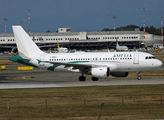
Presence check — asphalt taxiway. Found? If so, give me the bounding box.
[1,70,164,89]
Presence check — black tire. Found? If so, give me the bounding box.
[79,76,86,81]
[91,77,99,81]
[137,76,141,80]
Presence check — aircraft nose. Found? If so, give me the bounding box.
[156,60,163,67]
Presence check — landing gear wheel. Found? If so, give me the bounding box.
[79,76,86,81]
[136,71,141,80]
[91,77,99,81]
[137,76,141,80]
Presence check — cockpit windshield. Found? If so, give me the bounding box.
[145,56,156,60]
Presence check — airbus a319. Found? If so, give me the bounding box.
[10,26,163,81]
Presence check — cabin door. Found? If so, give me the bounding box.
[133,54,139,64]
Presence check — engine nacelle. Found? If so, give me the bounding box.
[110,72,129,77]
[11,47,18,53]
[91,67,110,78]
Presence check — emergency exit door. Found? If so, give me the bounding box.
[133,54,139,64]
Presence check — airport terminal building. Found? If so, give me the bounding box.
[0,27,162,52]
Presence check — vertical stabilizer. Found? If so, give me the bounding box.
[12,26,43,58]
[57,39,60,52]
[116,39,119,47]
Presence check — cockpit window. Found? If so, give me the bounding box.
[145,56,156,60]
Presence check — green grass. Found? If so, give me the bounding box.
[0,85,164,119]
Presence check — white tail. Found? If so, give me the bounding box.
[12,26,43,58]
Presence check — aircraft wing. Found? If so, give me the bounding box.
[42,60,93,71]
[41,60,119,71]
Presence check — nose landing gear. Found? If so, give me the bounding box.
[79,72,86,81]
[137,71,141,80]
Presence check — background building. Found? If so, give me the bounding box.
[0,28,162,53]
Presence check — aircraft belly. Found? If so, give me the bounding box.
[116,63,144,71]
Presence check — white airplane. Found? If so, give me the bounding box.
[56,39,68,53]
[10,26,162,81]
[116,39,128,51]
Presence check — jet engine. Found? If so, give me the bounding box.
[91,67,110,78]
[11,47,18,53]
[110,72,129,77]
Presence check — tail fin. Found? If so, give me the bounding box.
[12,26,43,58]
[57,39,60,52]
[116,39,119,47]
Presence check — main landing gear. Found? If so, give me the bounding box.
[91,77,99,81]
[79,76,99,81]
[137,71,142,80]
[79,72,86,81]
[78,72,99,81]
[79,76,86,81]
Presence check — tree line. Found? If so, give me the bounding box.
[102,25,163,36]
